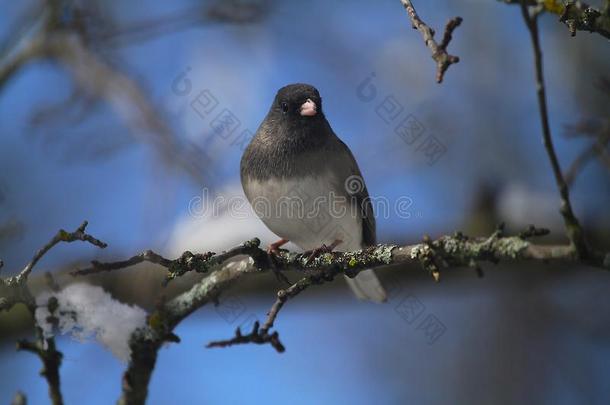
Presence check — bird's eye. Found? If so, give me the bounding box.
[280,102,289,113]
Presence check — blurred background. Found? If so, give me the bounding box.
[1,0,610,404]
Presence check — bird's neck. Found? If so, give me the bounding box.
[262,115,331,154]
[241,116,337,181]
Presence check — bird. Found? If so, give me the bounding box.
[240,83,387,302]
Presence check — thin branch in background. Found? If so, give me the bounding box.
[96,0,270,46]
[1,221,107,404]
[16,337,63,405]
[519,1,589,258]
[7,221,106,286]
[564,132,610,185]
[565,145,597,185]
[399,0,462,83]
[0,1,220,185]
[563,81,610,185]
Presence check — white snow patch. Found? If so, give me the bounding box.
[35,283,147,362]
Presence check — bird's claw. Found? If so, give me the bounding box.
[304,244,332,265]
[266,244,291,285]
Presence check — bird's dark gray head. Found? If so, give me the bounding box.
[241,83,339,180]
[272,83,323,120]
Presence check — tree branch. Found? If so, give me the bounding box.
[72,238,267,286]
[501,0,610,39]
[0,1,218,185]
[399,0,462,83]
[16,336,63,405]
[206,321,285,353]
[560,0,610,39]
[520,2,590,259]
[7,221,106,286]
[69,225,610,405]
[0,221,106,405]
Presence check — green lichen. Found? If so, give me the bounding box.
[495,237,529,259]
[243,238,261,249]
[372,245,397,265]
[410,244,429,260]
[320,253,334,265]
[440,236,461,255]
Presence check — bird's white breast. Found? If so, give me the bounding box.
[243,175,363,251]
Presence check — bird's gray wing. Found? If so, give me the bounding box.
[329,138,385,302]
[328,138,376,247]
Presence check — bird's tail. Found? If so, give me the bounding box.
[344,269,387,303]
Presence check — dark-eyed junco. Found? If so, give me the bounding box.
[240,83,386,302]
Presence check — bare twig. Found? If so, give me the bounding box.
[1,221,106,404]
[563,115,610,185]
[73,238,267,285]
[565,141,610,185]
[7,221,106,286]
[501,0,610,39]
[16,336,63,405]
[16,297,64,405]
[71,250,173,276]
[520,2,589,258]
[207,274,317,352]
[96,1,269,46]
[206,321,285,353]
[399,0,462,83]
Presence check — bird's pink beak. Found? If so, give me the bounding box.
[299,98,317,116]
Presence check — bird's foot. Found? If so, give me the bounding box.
[267,238,289,257]
[266,239,291,285]
[304,239,342,265]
